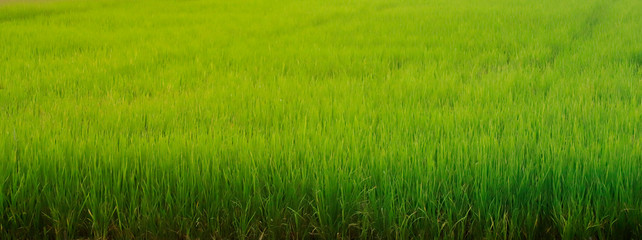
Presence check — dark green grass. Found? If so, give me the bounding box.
[1,0,642,238]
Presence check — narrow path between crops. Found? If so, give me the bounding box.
[546,0,616,66]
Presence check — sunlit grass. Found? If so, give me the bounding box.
[1,0,641,238]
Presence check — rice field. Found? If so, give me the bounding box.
[1,0,642,238]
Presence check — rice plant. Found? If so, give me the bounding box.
[1,0,641,238]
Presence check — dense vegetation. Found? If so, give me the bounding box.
[1,0,641,238]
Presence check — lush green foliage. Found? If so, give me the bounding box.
[1,0,642,238]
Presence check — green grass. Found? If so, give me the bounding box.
[1,0,642,238]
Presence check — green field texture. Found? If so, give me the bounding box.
[1,0,642,238]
